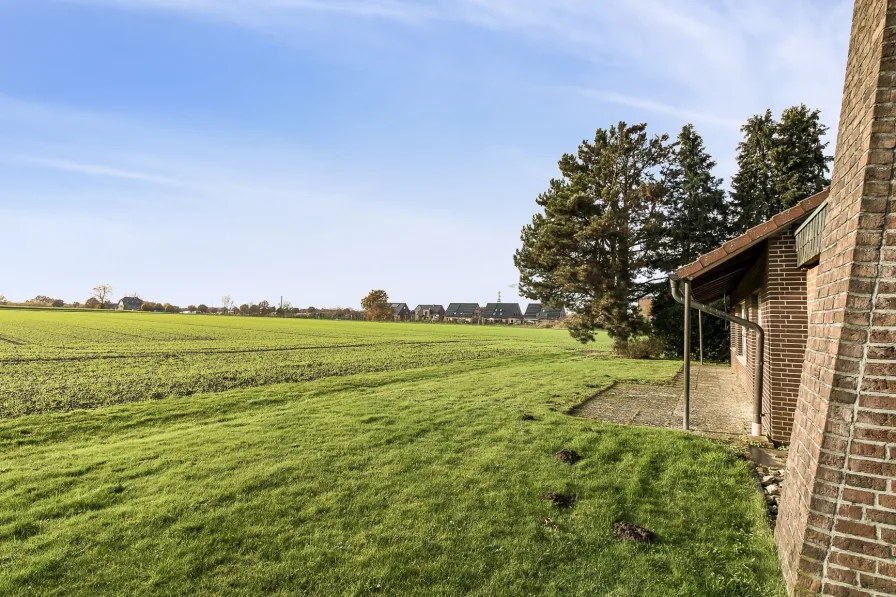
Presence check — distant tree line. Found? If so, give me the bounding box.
[140,302,182,313]
[0,287,363,320]
[143,300,363,319]
[516,104,831,358]
[0,295,80,308]
[27,295,66,308]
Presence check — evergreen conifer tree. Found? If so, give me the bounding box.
[730,110,778,232]
[651,124,730,358]
[731,105,831,232]
[514,122,670,343]
[773,104,831,208]
[658,124,730,269]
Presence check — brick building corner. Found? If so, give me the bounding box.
[775,0,896,594]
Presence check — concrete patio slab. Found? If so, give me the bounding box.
[571,364,753,439]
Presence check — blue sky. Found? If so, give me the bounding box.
[0,0,852,308]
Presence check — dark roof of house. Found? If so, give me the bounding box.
[444,303,479,317]
[119,297,143,306]
[538,307,566,320]
[524,303,565,320]
[415,304,444,312]
[480,303,522,319]
[389,303,409,314]
[675,188,829,282]
[673,188,829,303]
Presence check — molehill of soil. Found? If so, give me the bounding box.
[555,449,582,464]
[613,521,655,543]
[543,492,577,508]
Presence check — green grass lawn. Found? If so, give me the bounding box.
[0,314,783,595]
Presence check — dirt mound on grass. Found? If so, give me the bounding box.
[543,492,577,508]
[613,521,655,543]
[555,449,582,464]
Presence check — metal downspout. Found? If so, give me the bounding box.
[669,275,765,438]
[698,311,704,365]
[683,280,691,431]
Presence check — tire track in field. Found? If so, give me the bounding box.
[66,324,218,343]
[0,338,487,363]
[159,318,372,342]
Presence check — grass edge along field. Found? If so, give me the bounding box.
[0,355,783,596]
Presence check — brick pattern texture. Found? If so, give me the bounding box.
[729,228,809,442]
[766,232,811,441]
[732,296,757,405]
[775,1,896,594]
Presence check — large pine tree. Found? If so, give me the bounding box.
[651,124,731,359]
[658,124,730,269]
[731,105,831,232]
[514,122,670,343]
[773,104,831,207]
[730,110,778,233]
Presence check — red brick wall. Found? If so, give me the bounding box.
[806,267,818,319]
[775,0,896,594]
[727,231,809,443]
[732,291,768,433]
[731,317,742,376]
[732,295,760,412]
[765,232,810,441]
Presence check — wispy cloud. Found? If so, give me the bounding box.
[63,0,436,24]
[567,88,742,130]
[4,1,852,305]
[270,0,435,22]
[65,0,851,129]
[12,155,188,187]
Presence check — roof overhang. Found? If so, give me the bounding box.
[672,188,829,302]
[685,244,765,303]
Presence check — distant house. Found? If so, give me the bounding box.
[117,297,143,311]
[414,304,444,322]
[523,303,541,322]
[443,303,480,323]
[539,306,567,321]
[479,303,523,324]
[389,303,411,321]
[523,303,567,323]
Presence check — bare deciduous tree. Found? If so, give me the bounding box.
[90,284,113,309]
[221,295,233,313]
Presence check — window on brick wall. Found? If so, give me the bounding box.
[740,303,747,357]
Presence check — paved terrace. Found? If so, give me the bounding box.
[571,365,753,439]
